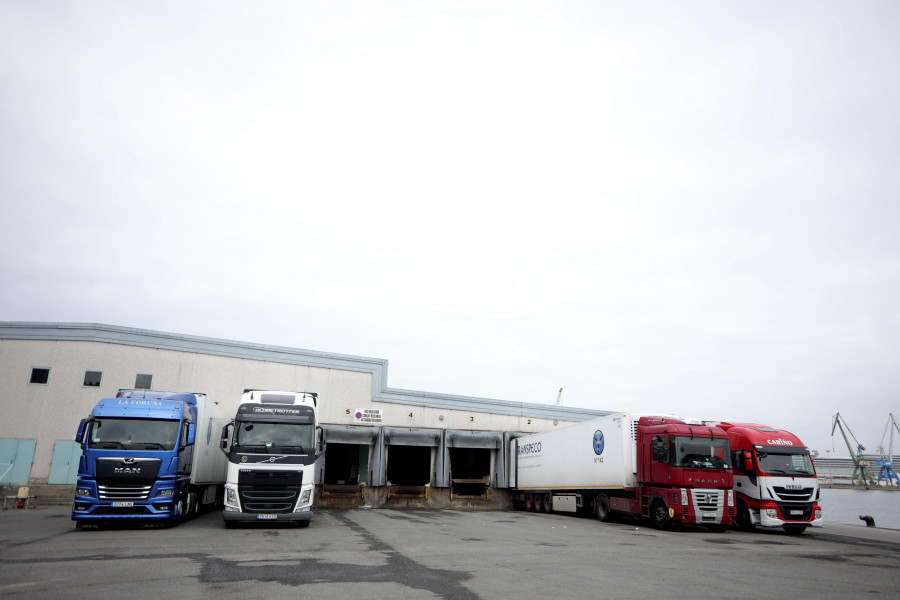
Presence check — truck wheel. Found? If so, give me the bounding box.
[734,503,755,531]
[534,494,544,512]
[650,500,671,530]
[783,525,807,535]
[595,494,612,522]
[524,494,535,512]
[542,494,552,513]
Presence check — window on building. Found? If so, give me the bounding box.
[134,373,153,390]
[83,371,103,387]
[30,367,50,385]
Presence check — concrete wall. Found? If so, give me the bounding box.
[0,323,610,484]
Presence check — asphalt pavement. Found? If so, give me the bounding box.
[1,506,899,599]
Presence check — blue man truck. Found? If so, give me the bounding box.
[72,389,229,528]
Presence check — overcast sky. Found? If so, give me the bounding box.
[2,1,899,456]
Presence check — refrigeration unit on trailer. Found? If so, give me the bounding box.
[719,422,822,534]
[220,389,321,527]
[509,412,735,529]
[72,390,229,527]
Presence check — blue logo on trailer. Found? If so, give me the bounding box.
[593,430,605,455]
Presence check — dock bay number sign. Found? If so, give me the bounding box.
[353,408,383,424]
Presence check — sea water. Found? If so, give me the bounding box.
[820,487,900,530]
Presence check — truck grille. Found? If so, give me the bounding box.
[238,469,302,514]
[98,484,152,502]
[693,490,720,511]
[773,487,814,501]
[239,486,301,513]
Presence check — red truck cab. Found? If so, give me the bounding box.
[628,417,735,529]
[719,422,822,534]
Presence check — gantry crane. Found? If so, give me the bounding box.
[831,413,877,486]
[876,413,900,486]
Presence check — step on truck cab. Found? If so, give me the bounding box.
[719,422,822,534]
[510,412,735,530]
[220,389,321,527]
[72,389,229,527]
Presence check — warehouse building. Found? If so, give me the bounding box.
[0,322,608,508]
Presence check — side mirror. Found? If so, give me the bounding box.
[75,419,87,447]
[220,423,233,454]
[187,423,196,445]
[743,451,753,472]
[316,426,325,455]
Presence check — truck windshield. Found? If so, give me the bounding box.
[671,437,731,469]
[757,451,815,476]
[88,418,180,450]
[233,421,314,453]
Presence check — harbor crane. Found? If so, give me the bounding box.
[831,413,877,486]
[876,413,900,486]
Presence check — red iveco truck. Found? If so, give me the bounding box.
[719,422,822,534]
[509,413,735,529]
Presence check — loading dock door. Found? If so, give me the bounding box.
[442,430,503,497]
[48,441,81,484]
[320,425,379,495]
[382,427,442,494]
[0,439,37,486]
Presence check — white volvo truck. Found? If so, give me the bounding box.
[220,390,321,527]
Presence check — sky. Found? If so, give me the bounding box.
[2,1,899,456]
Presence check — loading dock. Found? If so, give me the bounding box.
[380,427,442,500]
[442,430,503,500]
[319,425,378,501]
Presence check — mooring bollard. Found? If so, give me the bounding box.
[859,515,876,527]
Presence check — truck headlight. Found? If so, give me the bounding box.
[294,489,312,512]
[815,509,822,520]
[225,486,239,508]
[76,488,92,497]
[156,489,175,498]
[681,488,688,506]
[727,490,734,507]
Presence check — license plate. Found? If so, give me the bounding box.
[702,512,716,519]
[257,514,277,520]
[111,501,133,507]
[790,510,803,515]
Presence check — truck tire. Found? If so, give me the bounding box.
[524,494,535,512]
[595,494,612,522]
[650,500,671,530]
[542,494,552,513]
[534,494,544,512]
[734,503,755,531]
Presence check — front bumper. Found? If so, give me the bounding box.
[757,502,823,528]
[222,510,312,523]
[71,502,176,521]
